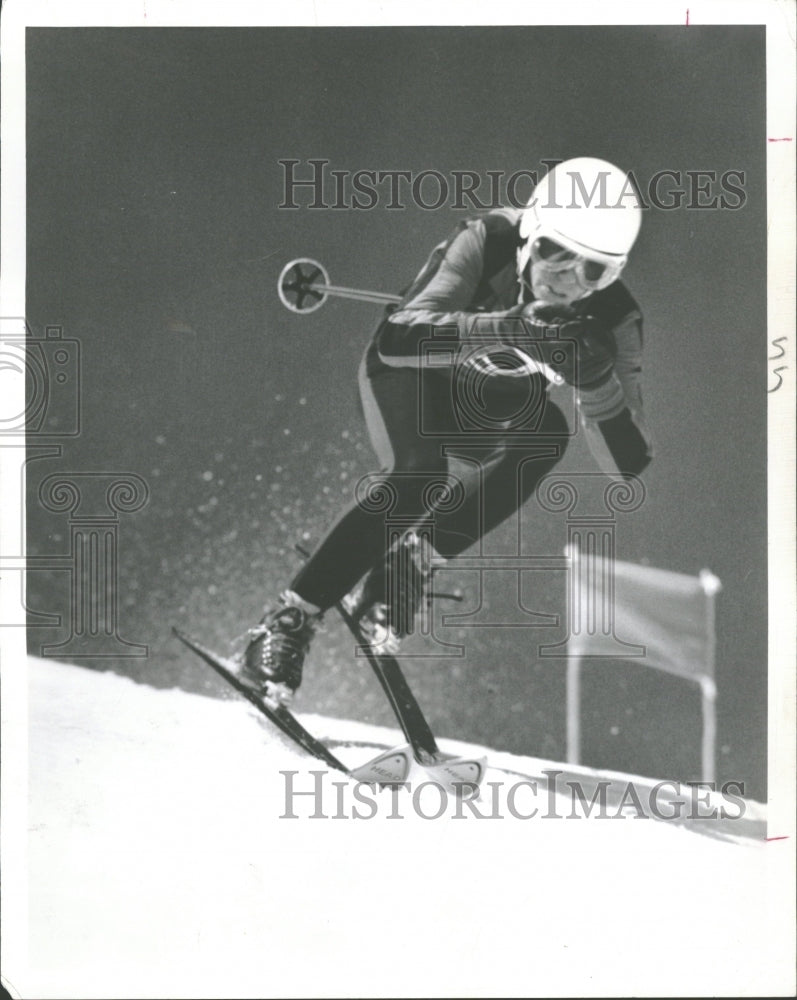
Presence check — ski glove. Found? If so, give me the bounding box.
[521,303,617,390]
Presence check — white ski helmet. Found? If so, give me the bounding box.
[518,157,642,294]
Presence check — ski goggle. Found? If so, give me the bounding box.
[528,236,625,292]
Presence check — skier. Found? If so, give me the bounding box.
[241,157,654,706]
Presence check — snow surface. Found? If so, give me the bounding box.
[2,657,793,999]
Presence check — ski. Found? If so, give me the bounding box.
[292,542,486,794]
[172,627,410,786]
[333,600,487,795]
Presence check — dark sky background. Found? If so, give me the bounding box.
[25,27,767,796]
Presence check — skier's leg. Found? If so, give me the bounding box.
[288,352,451,612]
[428,399,570,559]
[242,351,451,698]
[343,389,571,647]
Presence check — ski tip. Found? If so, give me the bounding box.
[350,744,412,786]
[422,756,488,797]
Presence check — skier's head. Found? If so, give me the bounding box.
[518,157,643,305]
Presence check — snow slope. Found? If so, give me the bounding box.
[3,657,793,999]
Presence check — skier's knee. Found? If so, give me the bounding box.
[356,460,451,517]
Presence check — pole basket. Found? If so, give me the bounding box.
[277,258,331,314]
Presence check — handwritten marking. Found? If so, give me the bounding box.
[685,8,689,24]
[769,366,787,392]
[766,835,788,842]
[768,337,788,393]
[768,137,793,142]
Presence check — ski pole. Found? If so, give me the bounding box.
[278,257,402,314]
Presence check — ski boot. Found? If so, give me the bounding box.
[238,590,321,706]
[344,531,434,655]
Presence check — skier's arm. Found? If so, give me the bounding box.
[376,223,526,367]
[577,311,653,478]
